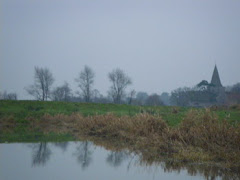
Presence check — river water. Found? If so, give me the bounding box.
[0,141,236,180]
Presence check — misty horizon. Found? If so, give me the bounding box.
[1,0,240,99]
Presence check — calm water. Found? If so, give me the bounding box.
[0,141,233,180]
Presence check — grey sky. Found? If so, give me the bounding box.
[1,0,240,99]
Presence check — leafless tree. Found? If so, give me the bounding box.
[51,82,72,101]
[108,68,132,104]
[160,92,170,106]
[145,93,164,106]
[0,91,17,100]
[26,67,54,101]
[135,91,148,105]
[127,89,136,105]
[231,82,240,93]
[91,90,111,103]
[75,66,95,102]
[170,87,191,106]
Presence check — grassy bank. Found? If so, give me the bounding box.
[0,100,240,170]
[1,100,239,124]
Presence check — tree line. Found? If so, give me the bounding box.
[1,66,240,106]
[20,66,171,106]
[23,66,134,104]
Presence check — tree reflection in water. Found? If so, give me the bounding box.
[73,141,93,170]
[26,141,240,179]
[106,151,129,167]
[53,142,69,152]
[31,142,51,167]
[137,158,240,180]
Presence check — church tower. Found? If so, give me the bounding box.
[211,65,222,87]
[210,65,226,104]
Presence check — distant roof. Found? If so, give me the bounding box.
[211,65,222,87]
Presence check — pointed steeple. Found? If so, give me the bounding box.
[211,65,222,87]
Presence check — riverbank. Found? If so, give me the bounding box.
[1,100,240,171]
[35,111,240,171]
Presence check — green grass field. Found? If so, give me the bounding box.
[1,100,239,122]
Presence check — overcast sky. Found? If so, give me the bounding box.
[1,0,240,99]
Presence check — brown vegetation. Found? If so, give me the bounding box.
[0,116,17,133]
[23,109,240,171]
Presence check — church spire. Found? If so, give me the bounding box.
[211,65,222,87]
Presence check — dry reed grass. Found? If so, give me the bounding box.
[0,116,16,133]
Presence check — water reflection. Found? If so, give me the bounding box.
[30,142,51,166]
[106,151,129,167]
[162,161,239,180]
[24,141,240,180]
[53,142,69,152]
[138,158,240,180]
[73,141,93,170]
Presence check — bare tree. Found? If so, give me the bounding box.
[170,87,192,106]
[231,82,240,93]
[135,91,148,105]
[51,82,72,101]
[127,89,136,105]
[75,66,95,102]
[108,68,132,104]
[26,66,54,101]
[145,93,164,106]
[160,92,170,106]
[0,91,17,100]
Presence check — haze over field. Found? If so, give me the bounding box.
[1,0,240,99]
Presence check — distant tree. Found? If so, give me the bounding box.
[145,94,164,106]
[92,89,101,102]
[69,95,84,102]
[75,66,95,102]
[197,80,209,87]
[108,68,132,104]
[170,86,219,106]
[26,67,54,101]
[231,83,240,93]
[160,92,170,106]
[196,80,209,91]
[51,82,72,101]
[225,82,240,105]
[127,89,136,105]
[0,91,17,100]
[170,87,191,106]
[216,90,227,105]
[135,92,148,105]
[6,92,17,100]
[90,89,110,103]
